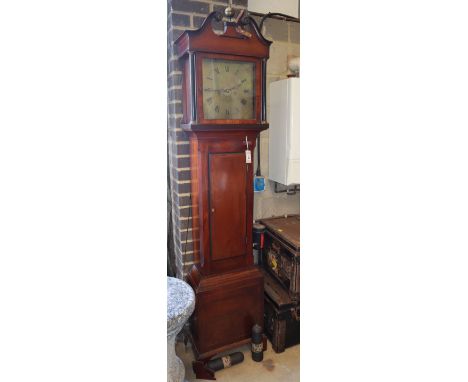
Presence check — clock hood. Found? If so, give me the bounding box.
[175,11,272,59]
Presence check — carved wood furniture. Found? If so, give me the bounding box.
[260,215,300,302]
[260,215,300,353]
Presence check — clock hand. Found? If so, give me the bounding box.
[221,83,242,93]
[204,88,222,93]
[224,82,243,92]
[204,86,241,94]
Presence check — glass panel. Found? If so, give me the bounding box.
[202,58,255,120]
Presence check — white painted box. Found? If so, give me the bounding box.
[268,78,300,186]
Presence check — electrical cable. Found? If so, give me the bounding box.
[259,12,300,31]
[183,192,192,268]
[256,135,261,176]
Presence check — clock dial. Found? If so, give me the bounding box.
[202,58,255,120]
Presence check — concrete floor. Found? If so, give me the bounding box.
[176,340,300,381]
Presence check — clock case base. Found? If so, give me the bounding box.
[186,264,264,361]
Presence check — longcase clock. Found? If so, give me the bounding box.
[175,8,271,376]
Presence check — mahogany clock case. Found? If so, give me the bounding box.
[174,11,272,362]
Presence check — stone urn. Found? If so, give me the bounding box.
[167,277,195,382]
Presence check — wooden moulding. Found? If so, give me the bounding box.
[175,12,271,59]
[181,123,269,132]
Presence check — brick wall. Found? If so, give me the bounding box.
[167,0,248,279]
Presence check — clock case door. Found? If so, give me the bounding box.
[190,131,258,275]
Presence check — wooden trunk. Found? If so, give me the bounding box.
[260,215,300,302]
[263,270,300,353]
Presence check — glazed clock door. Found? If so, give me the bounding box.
[209,151,247,267]
[196,52,262,125]
[202,58,256,120]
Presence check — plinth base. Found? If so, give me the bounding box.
[186,265,264,360]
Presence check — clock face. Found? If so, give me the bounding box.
[202,58,255,120]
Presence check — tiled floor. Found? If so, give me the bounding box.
[176,340,300,381]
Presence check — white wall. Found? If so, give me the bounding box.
[252,17,300,220]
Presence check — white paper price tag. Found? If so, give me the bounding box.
[245,149,252,163]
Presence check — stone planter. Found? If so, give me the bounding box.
[167,277,195,382]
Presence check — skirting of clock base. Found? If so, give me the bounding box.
[186,264,264,361]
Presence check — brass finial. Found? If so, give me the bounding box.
[224,6,234,19]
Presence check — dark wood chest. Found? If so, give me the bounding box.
[263,270,300,353]
[260,215,300,302]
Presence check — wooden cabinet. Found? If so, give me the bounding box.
[175,9,271,363]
